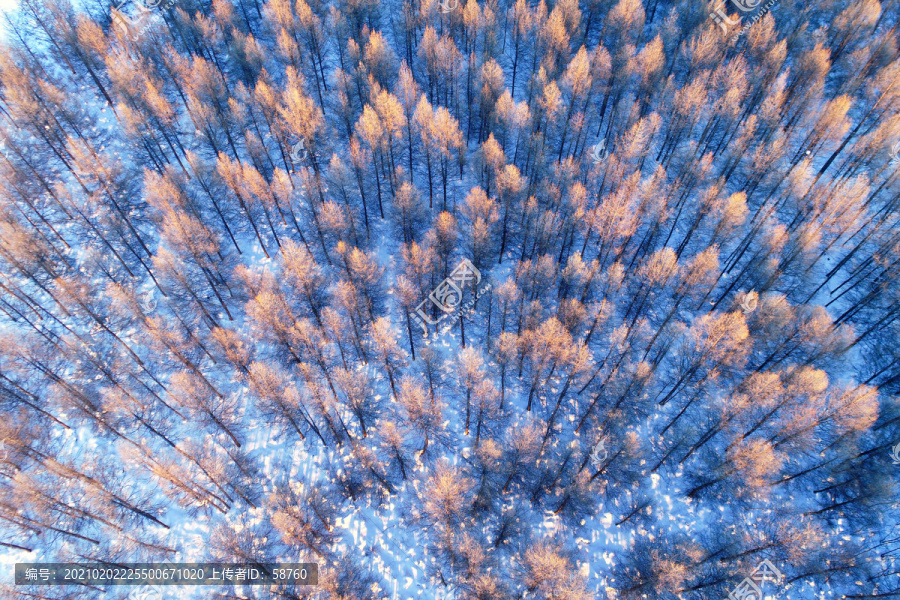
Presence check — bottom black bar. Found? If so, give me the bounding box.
[15,563,317,585]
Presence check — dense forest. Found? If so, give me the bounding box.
[0,0,899,597]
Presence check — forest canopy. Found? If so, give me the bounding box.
[0,0,899,598]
